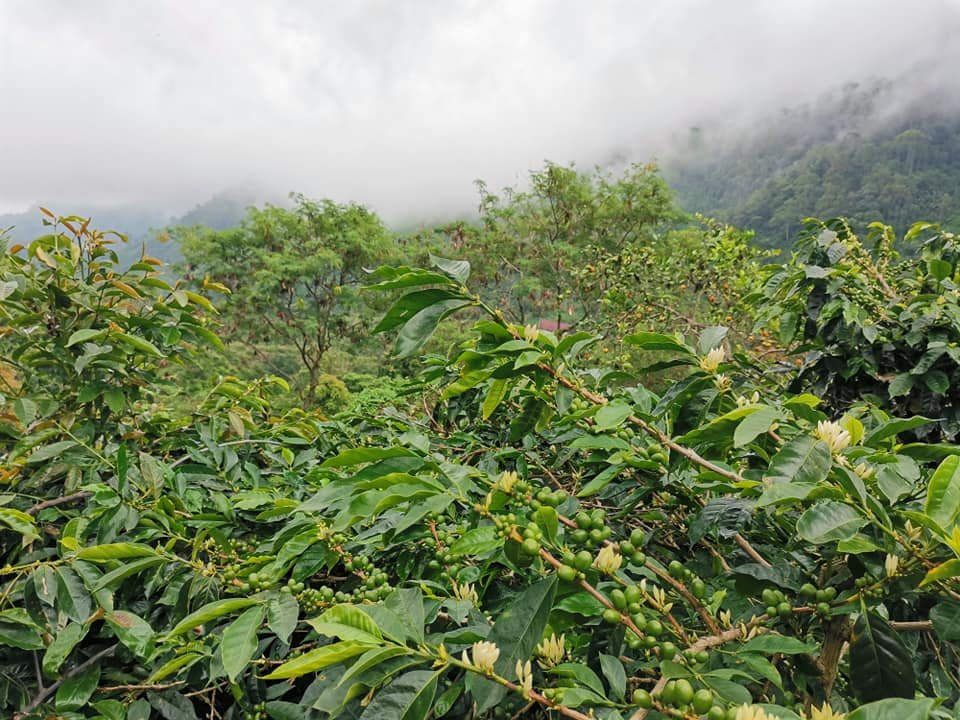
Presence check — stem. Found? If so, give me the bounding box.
[15,644,117,719]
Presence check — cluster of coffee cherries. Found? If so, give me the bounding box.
[241,701,267,720]
[634,681,734,719]
[425,517,472,583]
[800,582,838,614]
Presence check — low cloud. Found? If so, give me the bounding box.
[1,0,958,220]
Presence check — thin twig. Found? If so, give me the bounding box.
[26,491,92,515]
[15,644,117,719]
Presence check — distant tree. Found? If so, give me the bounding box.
[410,162,679,330]
[174,194,395,406]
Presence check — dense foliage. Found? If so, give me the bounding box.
[753,218,960,440]
[4,208,960,720]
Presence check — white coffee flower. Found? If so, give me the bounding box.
[462,641,500,675]
[515,659,533,699]
[815,420,851,455]
[535,632,566,669]
[593,544,623,575]
[700,346,726,373]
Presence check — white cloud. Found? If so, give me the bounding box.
[1,0,958,219]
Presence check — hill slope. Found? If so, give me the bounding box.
[663,79,960,247]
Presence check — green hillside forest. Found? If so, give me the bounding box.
[665,80,960,247]
[5,147,960,720]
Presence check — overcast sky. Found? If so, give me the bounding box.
[1,0,958,220]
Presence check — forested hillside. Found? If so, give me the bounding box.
[665,79,960,247]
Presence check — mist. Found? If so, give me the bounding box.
[2,0,958,223]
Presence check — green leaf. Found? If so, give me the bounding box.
[263,640,376,679]
[267,592,299,644]
[395,299,474,358]
[0,507,39,540]
[0,611,45,650]
[533,506,558,543]
[930,601,960,642]
[888,373,914,398]
[337,646,414,688]
[698,326,728,354]
[43,622,87,676]
[569,434,630,451]
[382,587,426,644]
[847,697,934,720]
[307,604,383,644]
[166,598,260,639]
[734,406,781,447]
[741,634,817,655]
[430,255,471,284]
[221,605,265,682]
[796,502,866,544]
[924,370,949,395]
[599,653,626,700]
[76,542,158,562]
[925,455,960,529]
[837,535,883,554]
[56,664,101,711]
[676,405,763,447]
[26,440,79,464]
[864,416,936,446]
[470,575,557,712]
[920,558,960,587]
[105,611,155,659]
[56,566,92,623]
[849,611,915,702]
[481,378,509,420]
[93,556,166,591]
[624,331,693,354]
[374,288,467,333]
[66,328,106,347]
[359,669,439,720]
[577,463,626,497]
[448,526,501,558]
[550,663,605,696]
[593,401,633,431]
[554,592,605,616]
[764,436,832,486]
[114,332,163,357]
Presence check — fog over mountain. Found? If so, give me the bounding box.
[2,0,959,225]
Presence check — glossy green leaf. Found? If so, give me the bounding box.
[76,542,158,562]
[267,592,299,644]
[56,664,101,711]
[849,611,915,702]
[447,525,501,558]
[263,640,376,679]
[106,610,155,659]
[221,605,265,682]
[166,598,260,639]
[594,401,633,431]
[470,575,557,712]
[308,604,382,644]
[43,622,87,676]
[796,501,865,544]
[925,455,960,529]
[734,405,781,447]
[847,697,934,720]
[764,435,832,486]
[359,669,439,720]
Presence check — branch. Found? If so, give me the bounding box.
[26,491,92,515]
[15,644,117,718]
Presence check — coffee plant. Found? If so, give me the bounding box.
[2,217,960,720]
[752,218,960,440]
